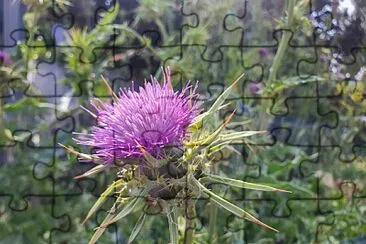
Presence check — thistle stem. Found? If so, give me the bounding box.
[267,0,296,84]
[0,97,6,146]
[208,165,218,243]
[208,203,218,244]
[183,199,196,244]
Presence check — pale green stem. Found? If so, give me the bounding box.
[0,85,10,162]
[155,18,168,43]
[208,165,218,243]
[0,97,5,143]
[260,0,296,127]
[113,24,159,58]
[208,202,217,244]
[267,0,296,84]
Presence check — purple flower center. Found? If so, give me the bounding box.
[75,68,200,164]
[0,51,11,66]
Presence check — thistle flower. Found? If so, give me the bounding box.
[258,48,269,57]
[0,51,11,66]
[61,68,291,244]
[74,67,200,164]
[247,81,264,95]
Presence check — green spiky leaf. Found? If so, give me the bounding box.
[188,73,245,131]
[202,174,291,193]
[189,174,278,232]
[128,212,147,243]
[185,123,226,147]
[98,3,120,25]
[89,201,120,244]
[219,131,266,141]
[101,190,146,227]
[74,164,109,179]
[82,179,124,224]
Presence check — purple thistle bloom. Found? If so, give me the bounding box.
[0,51,11,66]
[74,68,200,164]
[247,82,264,94]
[258,48,269,57]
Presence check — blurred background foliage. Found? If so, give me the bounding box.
[1,0,366,243]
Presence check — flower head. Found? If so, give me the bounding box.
[0,51,11,66]
[247,81,264,94]
[258,48,269,57]
[75,68,200,164]
[63,70,287,242]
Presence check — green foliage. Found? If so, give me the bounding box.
[2,0,366,243]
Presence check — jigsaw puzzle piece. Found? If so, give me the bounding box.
[182,0,282,50]
[180,0,279,62]
[0,193,72,243]
[268,95,338,155]
[0,139,67,243]
[293,146,366,242]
